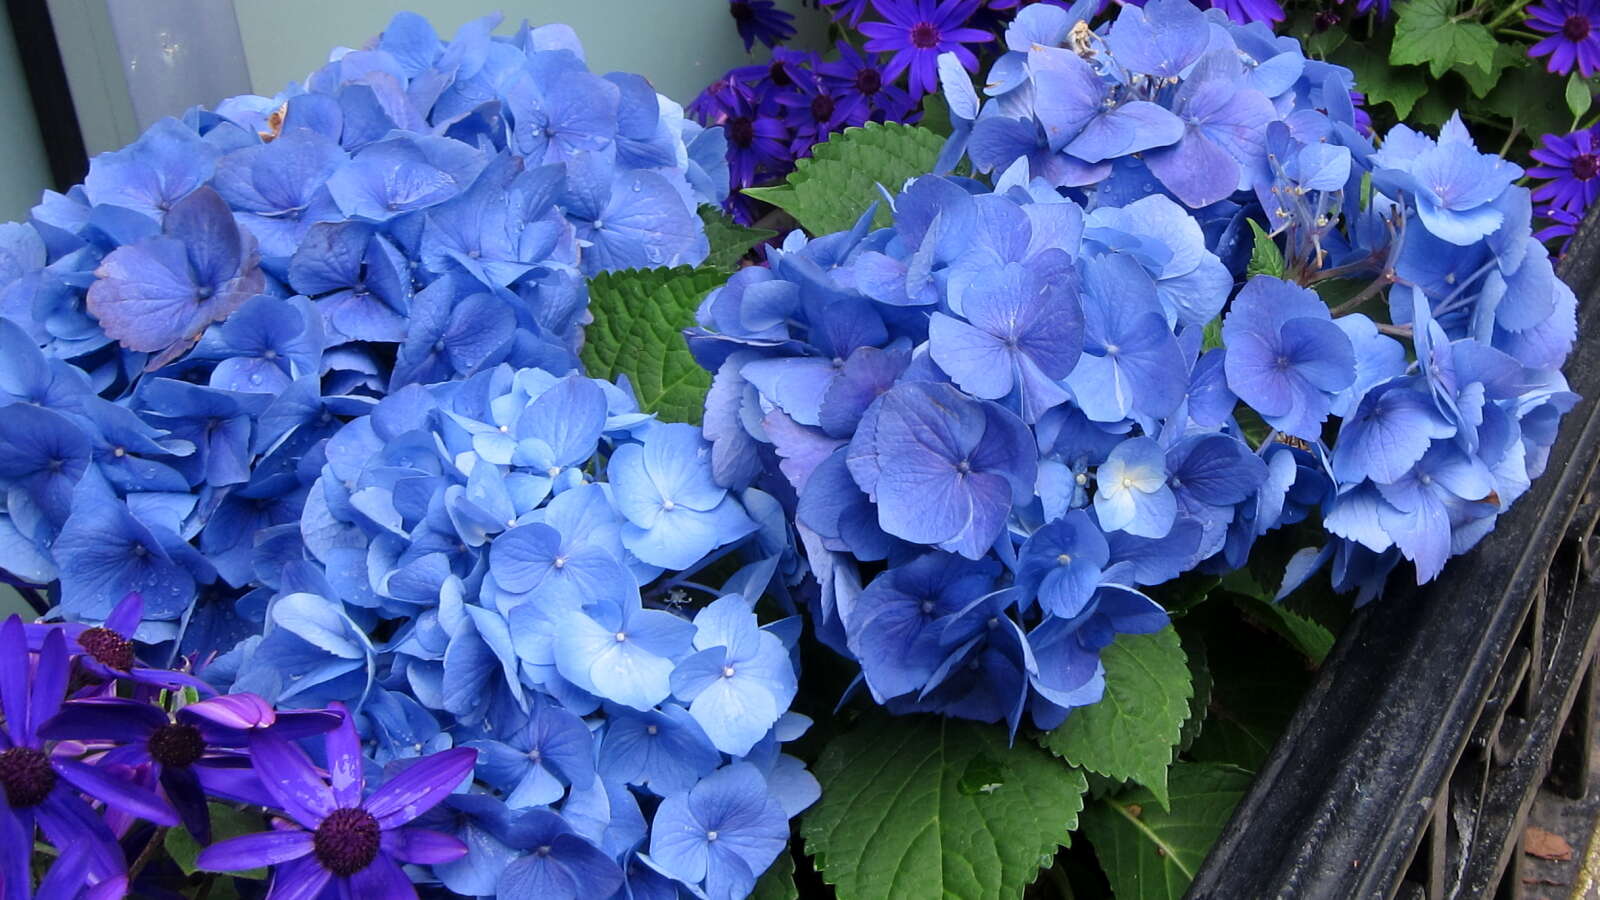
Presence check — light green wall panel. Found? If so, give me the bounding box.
[0,11,54,222]
[234,1,829,105]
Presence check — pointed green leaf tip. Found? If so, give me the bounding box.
[580,265,727,425]
[802,716,1088,899]
[1038,627,1192,809]
[1568,71,1594,121]
[698,206,776,271]
[165,804,270,879]
[1245,220,1285,280]
[1389,0,1497,79]
[1081,762,1252,900]
[744,122,945,236]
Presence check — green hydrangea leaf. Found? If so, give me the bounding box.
[1234,596,1335,664]
[1245,221,1286,279]
[1390,0,1497,79]
[743,122,945,235]
[803,716,1088,900]
[698,206,775,272]
[752,850,799,900]
[1080,762,1253,900]
[1454,43,1524,99]
[166,804,269,879]
[1334,40,1428,118]
[580,266,727,425]
[1038,628,1192,809]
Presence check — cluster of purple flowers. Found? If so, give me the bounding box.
[700,0,1297,224]
[0,592,476,899]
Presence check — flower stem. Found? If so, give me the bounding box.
[127,826,168,882]
[1329,271,1396,316]
[1486,0,1534,30]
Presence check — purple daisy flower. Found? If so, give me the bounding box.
[24,592,213,696]
[730,0,797,52]
[1528,0,1600,76]
[0,617,178,885]
[1531,126,1600,213]
[777,81,872,155]
[730,47,821,95]
[860,0,994,97]
[817,41,917,121]
[39,693,339,842]
[196,704,473,897]
[719,92,795,189]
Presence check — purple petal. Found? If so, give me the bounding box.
[37,698,165,742]
[34,792,123,881]
[1,617,30,742]
[263,856,334,900]
[363,747,476,828]
[249,730,336,827]
[324,703,365,807]
[162,764,212,842]
[383,826,469,864]
[29,630,69,744]
[104,592,144,635]
[53,758,178,825]
[181,692,275,730]
[197,829,315,870]
[347,854,417,897]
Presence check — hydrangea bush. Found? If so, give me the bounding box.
[0,4,1584,900]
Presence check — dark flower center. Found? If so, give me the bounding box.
[313,807,382,876]
[730,1,755,23]
[1566,14,1592,40]
[810,94,836,122]
[79,626,135,671]
[148,723,206,768]
[1574,152,1600,180]
[728,116,756,148]
[855,68,883,95]
[195,285,214,301]
[910,22,941,49]
[1313,10,1341,30]
[769,61,793,87]
[0,747,56,808]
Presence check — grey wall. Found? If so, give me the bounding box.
[234,0,828,107]
[0,11,55,222]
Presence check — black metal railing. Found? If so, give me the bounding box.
[1188,217,1600,900]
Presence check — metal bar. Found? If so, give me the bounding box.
[1187,212,1600,899]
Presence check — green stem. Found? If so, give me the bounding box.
[1497,26,1544,39]
[1486,0,1534,30]
[126,827,168,882]
[1499,122,1524,157]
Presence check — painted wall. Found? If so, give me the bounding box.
[0,11,55,223]
[235,0,829,105]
